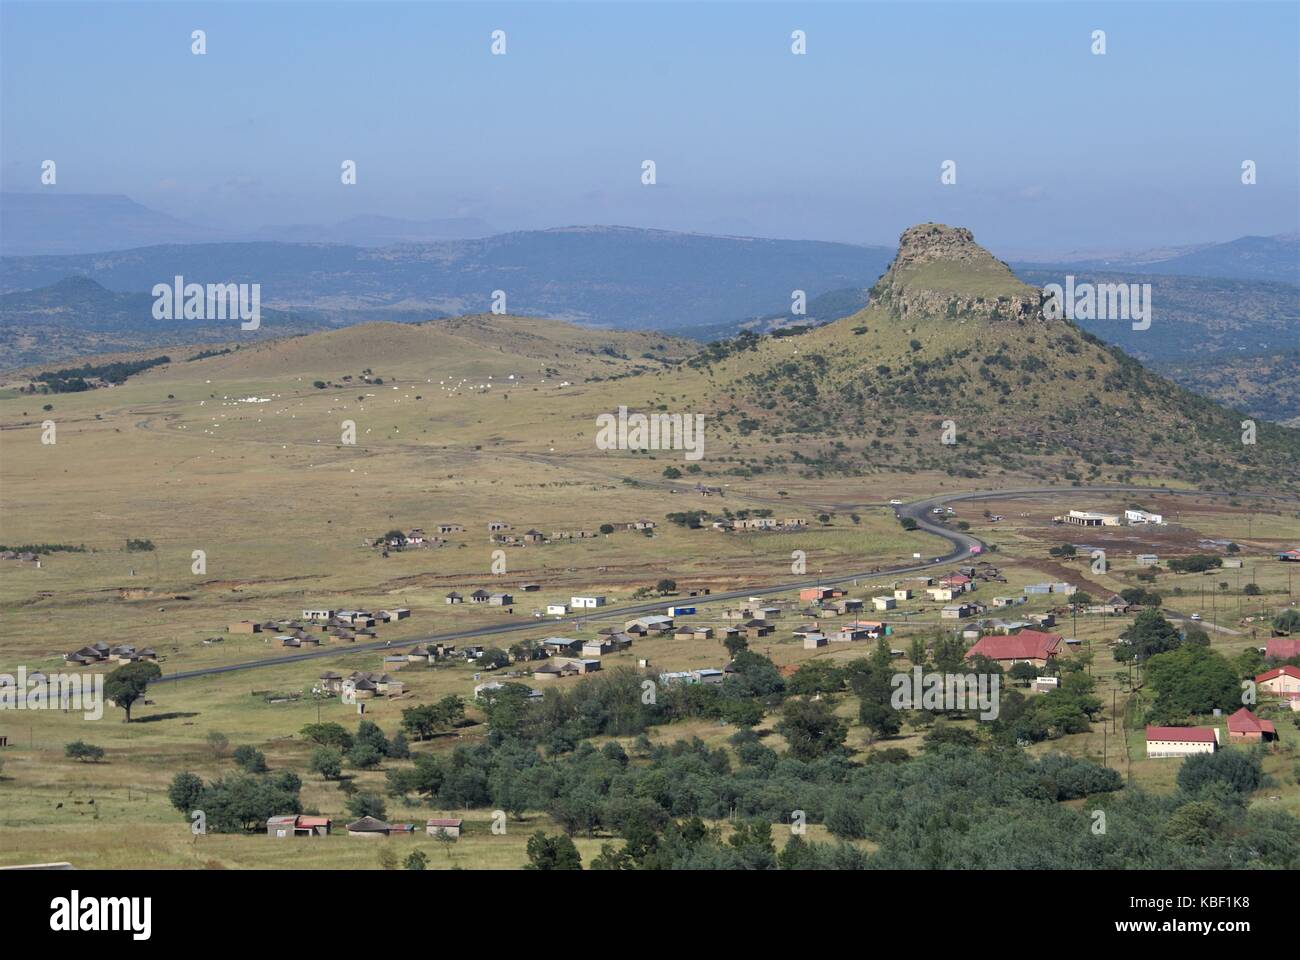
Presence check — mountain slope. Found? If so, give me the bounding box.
[688,224,1300,490]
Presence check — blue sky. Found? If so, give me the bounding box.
[2,1,1296,252]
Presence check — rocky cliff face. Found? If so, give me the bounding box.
[872,222,1046,325]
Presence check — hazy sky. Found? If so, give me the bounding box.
[2,1,1296,253]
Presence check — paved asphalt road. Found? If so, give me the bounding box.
[153,484,1287,684]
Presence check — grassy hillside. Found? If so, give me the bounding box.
[1156,349,1300,429]
[686,224,1300,492]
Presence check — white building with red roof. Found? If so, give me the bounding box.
[1256,664,1300,701]
[1145,725,1219,758]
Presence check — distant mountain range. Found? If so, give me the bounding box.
[1011,233,1299,286]
[0,192,497,255]
[0,225,896,334]
[0,276,328,368]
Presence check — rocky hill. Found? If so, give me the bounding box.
[689,224,1300,491]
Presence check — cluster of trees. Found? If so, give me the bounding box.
[168,769,304,833]
[300,720,410,777]
[385,727,1295,869]
[35,355,170,392]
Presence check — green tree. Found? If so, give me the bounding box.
[525,831,583,870]
[404,849,429,871]
[1177,750,1263,796]
[346,792,387,820]
[167,772,204,814]
[104,661,161,722]
[775,698,848,761]
[1114,609,1182,662]
[308,747,343,780]
[232,745,268,773]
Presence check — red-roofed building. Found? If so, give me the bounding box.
[1278,548,1300,562]
[1256,664,1300,700]
[965,630,1062,668]
[1145,726,1219,758]
[940,573,973,592]
[1226,708,1276,743]
[265,815,332,837]
[1266,637,1300,660]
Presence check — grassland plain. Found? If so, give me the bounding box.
[3,252,1299,866]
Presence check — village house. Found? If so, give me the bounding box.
[833,598,865,615]
[1145,726,1219,758]
[318,672,344,694]
[488,593,514,607]
[571,595,606,608]
[1226,708,1276,743]
[893,588,913,601]
[1256,665,1300,700]
[346,816,392,838]
[228,620,262,634]
[541,637,584,655]
[445,591,463,604]
[835,625,873,642]
[799,587,840,603]
[266,815,332,838]
[939,573,973,592]
[436,524,465,535]
[673,626,712,641]
[872,596,896,612]
[582,639,615,657]
[627,520,657,531]
[1086,595,1131,615]
[941,602,979,620]
[469,589,492,604]
[803,633,828,649]
[627,615,674,634]
[302,608,335,622]
[992,596,1027,608]
[1277,548,1300,562]
[742,620,774,639]
[522,530,545,544]
[964,630,1063,668]
[1135,554,1159,567]
[1125,509,1164,525]
[546,603,569,616]
[487,521,511,532]
[427,818,463,838]
[534,657,601,680]
[927,586,960,602]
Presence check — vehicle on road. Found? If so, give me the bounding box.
[1190,613,1202,621]
[889,498,903,505]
